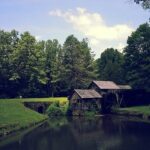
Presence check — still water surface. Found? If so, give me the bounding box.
[1,116,150,150]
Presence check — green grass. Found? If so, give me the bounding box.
[1,97,67,103]
[0,97,68,136]
[120,106,150,115]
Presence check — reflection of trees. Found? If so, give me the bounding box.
[69,117,122,150]
[1,116,150,150]
[0,117,74,150]
[69,116,150,150]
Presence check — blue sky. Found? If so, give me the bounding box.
[0,0,149,57]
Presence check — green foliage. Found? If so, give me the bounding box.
[0,30,95,98]
[124,23,150,91]
[1,24,149,98]
[134,0,150,9]
[96,48,125,84]
[46,100,68,116]
[46,103,63,116]
[60,35,96,95]
[44,39,62,96]
[21,97,68,103]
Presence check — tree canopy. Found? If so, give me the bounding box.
[0,31,95,98]
[124,23,150,91]
[96,48,125,84]
[0,23,150,98]
[134,0,150,9]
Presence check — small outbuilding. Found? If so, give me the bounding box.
[89,80,120,95]
[69,81,133,115]
[69,89,102,115]
[117,85,132,107]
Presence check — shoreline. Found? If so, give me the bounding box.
[111,107,150,121]
[0,117,48,138]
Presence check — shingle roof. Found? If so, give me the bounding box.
[118,85,132,90]
[74,89,102,99]
[92,81,120,90]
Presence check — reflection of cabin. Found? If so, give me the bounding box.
[69,89,102,115]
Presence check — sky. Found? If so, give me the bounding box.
[0,0,149,58]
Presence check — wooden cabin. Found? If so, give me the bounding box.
[88,81,122,111]
[69,89,102,115]
[89,80,120,96]
[69,81,133,114]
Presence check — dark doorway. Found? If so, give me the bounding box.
[38,106,44,113]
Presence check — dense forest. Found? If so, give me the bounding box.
[0,23,150,98]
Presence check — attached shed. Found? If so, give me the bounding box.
[89,80,120,95]
[118,85,132,90]
[88,81,122,111]
[117,85,132,107]
[69,89,102,115]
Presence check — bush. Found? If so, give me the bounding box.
[46,102,65,116]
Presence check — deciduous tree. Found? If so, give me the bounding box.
[124,23,150,91]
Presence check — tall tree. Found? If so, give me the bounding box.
[96,48,125,84]
[124,23,150,91]
[11,32,47,97]
[0,30,19,97]
[0,30,96,98]
[61,35,95,95]
[44,39,62,96]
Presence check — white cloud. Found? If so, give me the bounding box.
[49,8,134,58]
[35,35,42,41]
[116,43,126,51]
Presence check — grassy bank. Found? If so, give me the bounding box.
[0,97,68,136]
[114,106,150,118]
[1,97,67,103]
[21,97,67,103]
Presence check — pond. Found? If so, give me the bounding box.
[1,115,150,150]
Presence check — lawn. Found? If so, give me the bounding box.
[120,106,150,115]
[0,97,68,136]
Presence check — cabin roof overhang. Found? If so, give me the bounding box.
[74,89,102,99]
[118,85,132,90]
[90,80,120,90]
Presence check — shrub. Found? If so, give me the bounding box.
[46,102,65,116]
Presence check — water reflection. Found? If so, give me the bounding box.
[1,116,150,150]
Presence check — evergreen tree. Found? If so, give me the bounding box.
[61,35,95,95]
[96,48,125,84]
